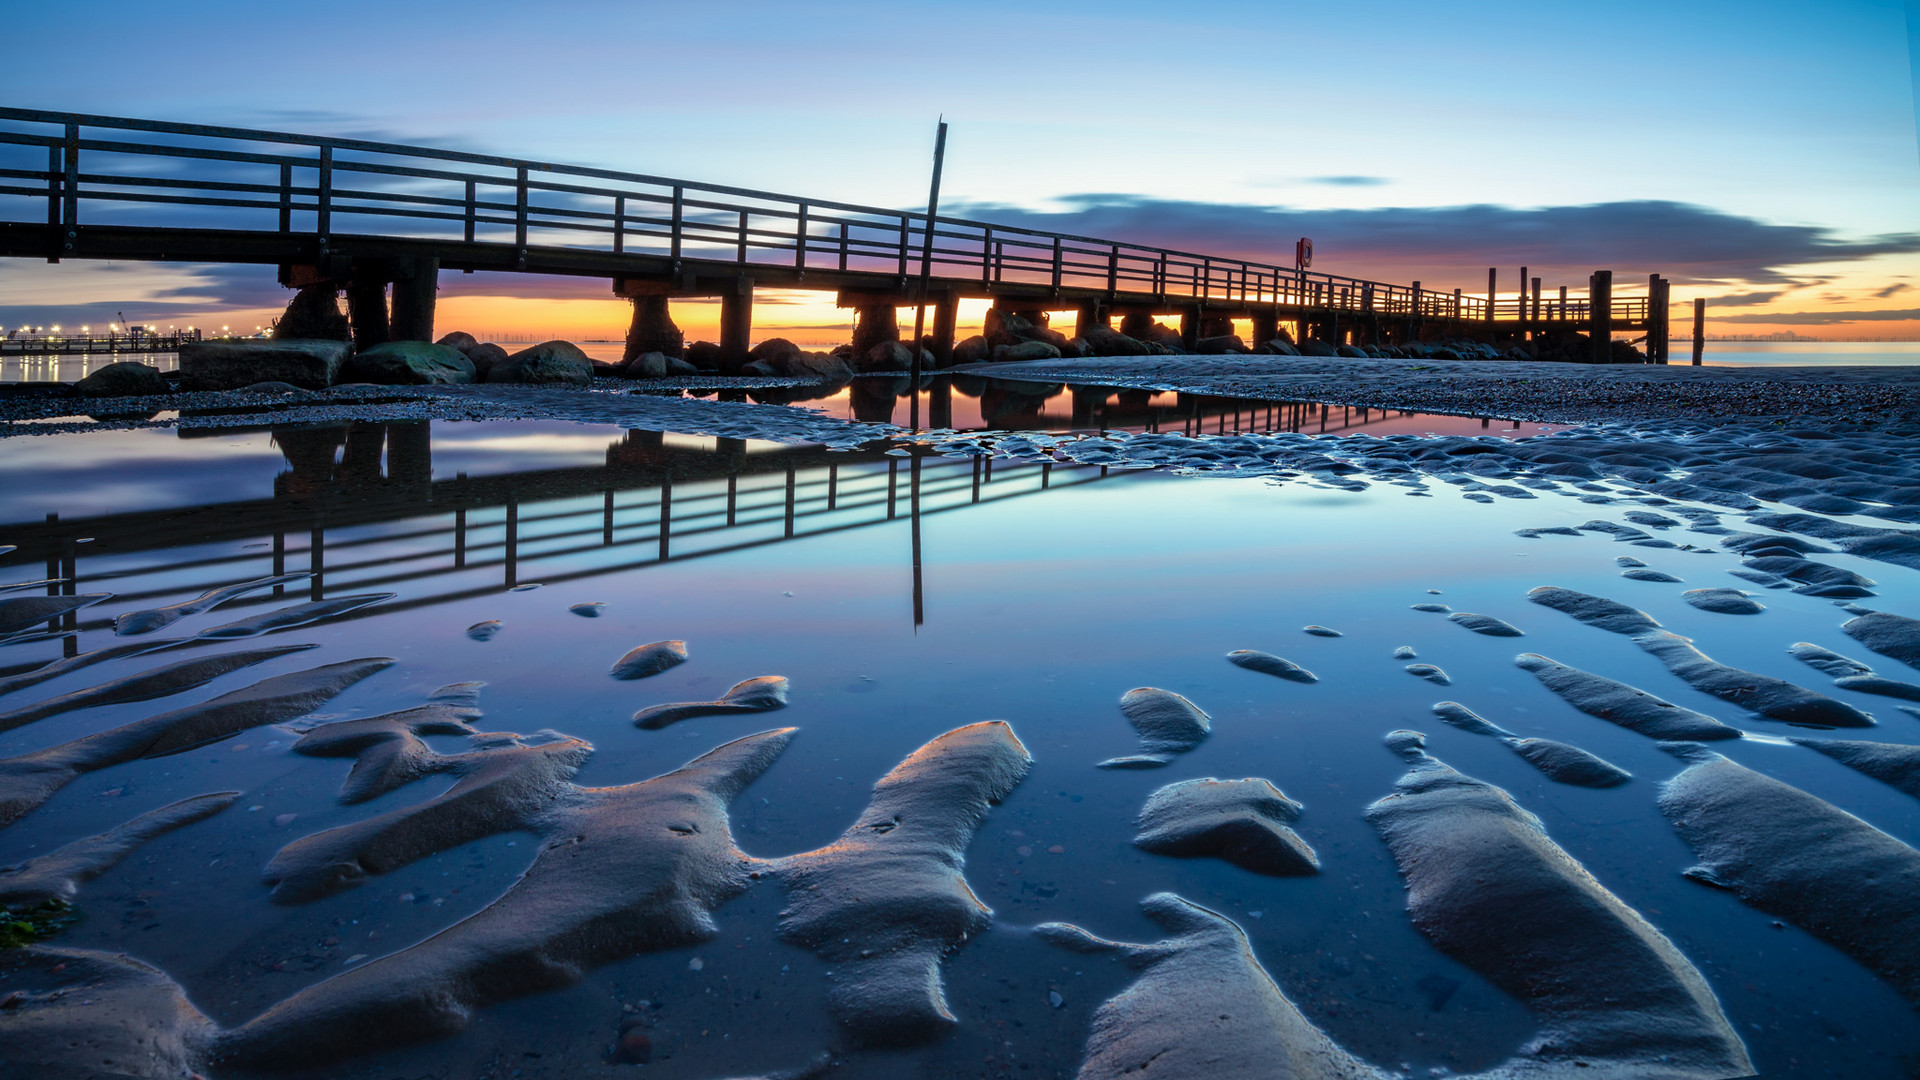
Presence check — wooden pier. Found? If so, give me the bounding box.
[0,108,1675,366]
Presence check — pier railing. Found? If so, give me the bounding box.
[0,108,1640,323]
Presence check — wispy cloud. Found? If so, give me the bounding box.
[1708,291,1783,307]
[1306,176,1389,187]
[946,196,1920,289]
[1714,307,1920,324]
[1874,282,1911,298]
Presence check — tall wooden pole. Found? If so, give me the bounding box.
[908,119,949,431]
[1518,265,1528,338]
[1692,297,1705,365]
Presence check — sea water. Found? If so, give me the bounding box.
[0,415,1916,1078]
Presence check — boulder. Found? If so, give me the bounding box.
[464,342,510,379]
[1335,344,1368,358]
[487,340,594,386]
[749,337,805,367]
[273,284,351,341]
[665,356,700,376]
[1082,326,1151,357]
[590,359,620,377]
[1196,335,1250,355]
[1255,340,1301,355]
[992,340,1061,362]
[341,341,476,385]
[785,352,856,381]
[179,339,351,391]
[686,341,724,371]
[860,340,913,372]
[1061,337,1089,358]
[1609,339,1646,364]
[1298,340,1340,357]
[984,309,1071,351]
[436,330,480,353]
[1139,321,1185,349]
[740,359,780,377]
[623,351,669,379]
[951,335,990,364]
[72,361,169,398]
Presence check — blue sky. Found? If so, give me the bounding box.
[1,0,1915,336]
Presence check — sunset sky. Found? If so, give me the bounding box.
[1,0,1915,343]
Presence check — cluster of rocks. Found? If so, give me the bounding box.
[165,334,623,393]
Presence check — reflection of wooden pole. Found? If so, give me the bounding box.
[503,502,516,589]
[910,454,923,629]
[1692,297,1705,365]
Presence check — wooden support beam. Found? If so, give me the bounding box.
[345,264,389,351]
[1589,270,1613,363]
[1692,297,1705,365]
[932,291,958,367]
[1487,267,1497,324]
[387,256,438,342]
[719,276,752,371]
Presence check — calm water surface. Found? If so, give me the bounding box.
[0,418,1915,1078]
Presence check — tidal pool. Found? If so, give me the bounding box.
[0,415,1915,1079]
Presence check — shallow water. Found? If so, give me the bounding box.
[1,415,1918,1078]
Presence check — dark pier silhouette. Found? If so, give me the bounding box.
[0,108,1675,368]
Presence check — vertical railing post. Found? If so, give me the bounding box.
[737,209,748,264]
[317,145,333,243]
[60,122,78,253]
[839,221,849,271]
[514,166,529,265]
[981,227,992,284]
[464,179,476,244]
[896,216,909,277]
[44,145,59,251]
[1692,297,1705,365]
[794,202,808,273]
[670,185,684,268]
[1050,236,1063,293]
[278,162,292,233]
[1107,245,1118,293]
[613,194,625,255]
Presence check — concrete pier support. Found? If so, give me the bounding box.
[931,292,958,366]
[1178,308,1200,351]
[388,257,438,342]
[344,265,389,351]
[720,276,753,370]
[850,299,900,357]
[272,282,350,341]
[623,294,684,361]
[1074,300,1109,341]
[1250,313,1278,348]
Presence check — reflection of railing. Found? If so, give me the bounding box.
[0,426,1110,656]
[0,107,1642,323]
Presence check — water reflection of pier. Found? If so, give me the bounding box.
[0,422,1110,653]
[826,376,1530,436]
